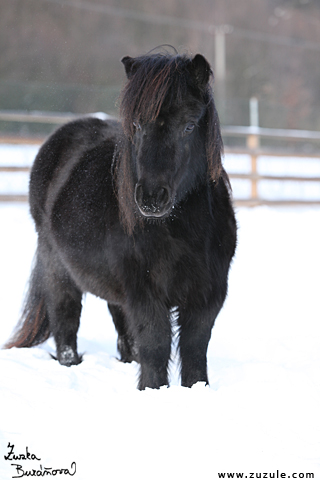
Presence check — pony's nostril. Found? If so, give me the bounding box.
[156,187,170,206]
[135,184,143,205]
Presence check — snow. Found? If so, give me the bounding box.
[1,147,320,479]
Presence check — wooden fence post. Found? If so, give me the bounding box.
[246,134,259,202]
[248,97,260,202]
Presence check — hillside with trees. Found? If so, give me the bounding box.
[1,0,320,131]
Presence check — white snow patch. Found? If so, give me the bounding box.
[0,147,320,479]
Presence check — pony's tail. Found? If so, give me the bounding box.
[4,251,51,349]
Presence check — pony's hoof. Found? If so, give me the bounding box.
[57,346,82,367]
[117,335,139,363]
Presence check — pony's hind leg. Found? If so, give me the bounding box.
[43,250,83,366]
[48,287,82,367]
[108,303,138,363]
[6,243,82,367]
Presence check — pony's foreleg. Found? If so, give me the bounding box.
[44,256,82,366]
[126,302,172,390]
[178,301,223,388]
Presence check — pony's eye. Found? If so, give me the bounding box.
[184,123,195,134]
[133,121,141,131]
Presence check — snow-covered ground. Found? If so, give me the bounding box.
[0,145,320,479]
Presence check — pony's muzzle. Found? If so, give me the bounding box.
[135,183,172,218]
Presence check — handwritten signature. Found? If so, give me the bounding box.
[4,443,76,478]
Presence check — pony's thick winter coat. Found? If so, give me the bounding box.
[6,50,237,390]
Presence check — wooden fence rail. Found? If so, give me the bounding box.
[1,159,320,206]
[222,126,320,206]
[1,110,320,206]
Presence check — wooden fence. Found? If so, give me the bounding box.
[1,110,320,206]
[223,125,320,206]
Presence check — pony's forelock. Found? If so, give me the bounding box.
[120,53,196,139]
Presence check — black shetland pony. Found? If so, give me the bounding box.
[5,50,237,390]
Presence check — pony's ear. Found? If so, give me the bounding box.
[121,56,138,79]
[189,54,212,89]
